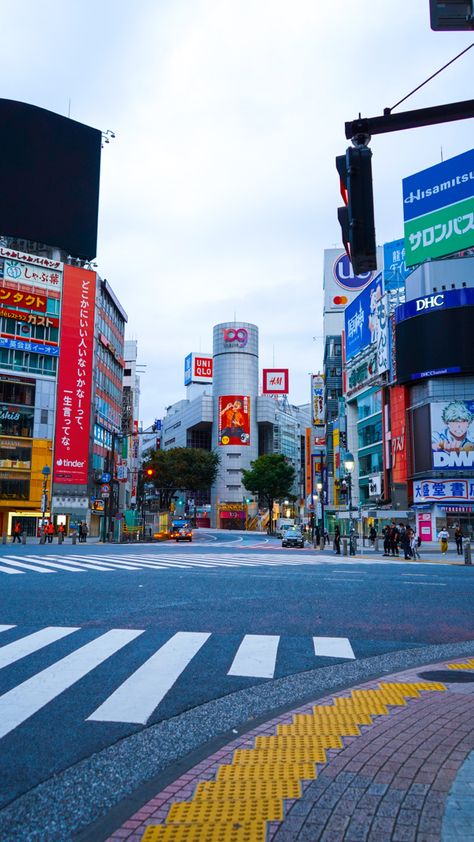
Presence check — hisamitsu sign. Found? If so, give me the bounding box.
[403,148,474,267]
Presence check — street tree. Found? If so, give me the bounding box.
[241,454,295,532]
[143,448,220,511]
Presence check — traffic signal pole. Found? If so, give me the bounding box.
[345,98,474,144]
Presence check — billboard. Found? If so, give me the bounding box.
[184,353,213,385]
[311,374,325,426]
[218,395,250,446]
[414,478,474,503]
[403,148,474,267]
[395,306,474,382]
[390,385,408,484]
[0,100,101,260]
[53,266,96,484]
[431,400,474,470]
[383,238,408,289]
[344,273,383,361]
[395,287,474,324]
[323,249,379,316]
[262,368,289,394]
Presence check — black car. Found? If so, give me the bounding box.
[282,528,305,548]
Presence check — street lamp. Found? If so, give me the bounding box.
[343,452,355,555]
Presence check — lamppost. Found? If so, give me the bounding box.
[343,452,355,555]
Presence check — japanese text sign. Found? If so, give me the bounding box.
[53,265,96,484]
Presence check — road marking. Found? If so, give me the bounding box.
[227,634,280,678]
[0,625,16,632]
[0,629,144,739]
[0,566,24,574]
[12,556,87,573]
[313,636,355,660]
[88,631,211,725]
[1,557,55,573]
[402,582,447,586]
[0,626,79,669]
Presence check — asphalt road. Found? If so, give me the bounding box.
[0,529,473,834]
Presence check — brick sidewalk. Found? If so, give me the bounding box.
[104,658,474,842]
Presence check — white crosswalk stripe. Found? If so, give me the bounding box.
[0,549,398,576]
[227,634,280,678]
[88,631,211,724]
[0,624,358,738]
[0,629,143,739]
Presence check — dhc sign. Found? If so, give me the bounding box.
[395,287,474,323]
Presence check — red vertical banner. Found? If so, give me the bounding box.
[53,266,96,484]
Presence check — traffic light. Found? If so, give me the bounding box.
[145,468,155,478]
[336,145,377,275]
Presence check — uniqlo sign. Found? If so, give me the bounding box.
[262,368,289,395]
[193,355,212,380]
[53,266,96,484]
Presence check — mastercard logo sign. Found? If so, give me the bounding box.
[333,295,348,306]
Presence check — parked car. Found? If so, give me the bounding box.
[282,528,305,548]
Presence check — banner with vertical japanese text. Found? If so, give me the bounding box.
[53,266,96,484]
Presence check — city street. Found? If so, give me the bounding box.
[0,529,473,832]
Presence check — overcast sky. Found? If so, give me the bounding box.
[1,2,473,424]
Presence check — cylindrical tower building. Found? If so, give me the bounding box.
[211,322,259,528]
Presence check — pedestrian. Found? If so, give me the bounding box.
[383,525,391,557]
[410,531,421,560]
[58,523,65,540]
[389,522,400,557]
[400,526,412,560]
[454,524,463,556]
[438,526,449,555]
[12,521,22,543]
[46,521,55,544]
[323,528,330,547]
[369,525,377,546]
[334,525,341,555]
[80,521,88,543]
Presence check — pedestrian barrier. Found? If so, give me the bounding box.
[21,533,26,545]
[72,534,77,545]
[342,538,348,556]
[2,533,6,545]
[464,541,472,565]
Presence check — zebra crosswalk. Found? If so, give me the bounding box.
[0,624,356,737]
[0,550,385,575]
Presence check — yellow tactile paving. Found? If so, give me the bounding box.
[217,761,317,781]
[447,658,474,670]
[194,777,302,801]
[142,821,266,841]
[166,796,283,823]
[141,681,447,842]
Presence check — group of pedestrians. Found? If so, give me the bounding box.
[382,522,421,559]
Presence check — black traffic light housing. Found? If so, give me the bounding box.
[336,145,377,276]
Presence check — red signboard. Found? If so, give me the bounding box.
[262,368,289,395]
[218,395,250,445]
[194,356,212,380]
[53,266,96,484]
[390,385,409,484]
[0,286,47,312]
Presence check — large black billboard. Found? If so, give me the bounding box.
[0,99,101,260]
[396,306,474,383]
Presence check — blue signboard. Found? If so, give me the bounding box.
[0,337,59,356]
[344,273,383,361]
[402,148,474,222]
[395,287,474,324]
[383,238,408,289]
[184,353,192,386]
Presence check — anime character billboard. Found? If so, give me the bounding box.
[431,401,474,469]
[218,396,250,446]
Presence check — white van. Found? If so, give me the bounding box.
[275,518,295,538]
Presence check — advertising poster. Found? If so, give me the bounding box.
[403,148,474,267]
[431,400,474,470]
[53,266,96,484]
[311,374,325,426]
[344,273,383,361]
[218,395,250,445]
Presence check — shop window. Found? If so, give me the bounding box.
[0,476,30,500]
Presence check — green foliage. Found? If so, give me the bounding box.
[241,454,295,510]
[143,448,220,510]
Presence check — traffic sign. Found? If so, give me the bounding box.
[101,472,111,483]
[101,483,110,494]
